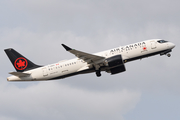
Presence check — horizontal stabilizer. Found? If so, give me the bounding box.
[9,72,31,77]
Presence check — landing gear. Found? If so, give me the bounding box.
[96,70,101,77]
[167,53,171,57]
[94,65,101,77]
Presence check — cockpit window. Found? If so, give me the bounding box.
[157,40,168,43]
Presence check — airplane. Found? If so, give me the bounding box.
[4,39,175,81]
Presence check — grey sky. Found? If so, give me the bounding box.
[0,0,180,120]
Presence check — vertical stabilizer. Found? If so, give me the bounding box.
[4,48,41,72]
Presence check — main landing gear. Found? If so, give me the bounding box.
[96,70,101,77]
[94,65,101,77]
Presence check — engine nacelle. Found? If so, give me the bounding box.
[105,55,126,75]
[110,65,126,75]
[105,55,124,67]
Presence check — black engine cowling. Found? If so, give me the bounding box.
[105,55,126,75]
[109,65,126,74]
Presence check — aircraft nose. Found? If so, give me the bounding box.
[168,42,175,49]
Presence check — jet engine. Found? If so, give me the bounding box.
[105,55,126,75]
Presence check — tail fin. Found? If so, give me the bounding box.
[4,48,41,72]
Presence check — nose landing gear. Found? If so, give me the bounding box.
[167,53,171,57]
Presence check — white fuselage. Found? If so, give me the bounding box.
[7,39,175,81]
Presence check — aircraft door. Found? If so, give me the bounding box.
[42,67,48,77]
[151,41,156,49]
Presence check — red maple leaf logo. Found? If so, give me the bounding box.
[17,60,25,67]
[14,57,28,70]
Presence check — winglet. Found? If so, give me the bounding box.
[61,44,72,51]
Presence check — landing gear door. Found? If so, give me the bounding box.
[42,67,48,77]
[151,41,157,49]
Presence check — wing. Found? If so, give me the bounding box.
[61,44,105,64]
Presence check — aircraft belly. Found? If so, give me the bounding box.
[49,68,94,80]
